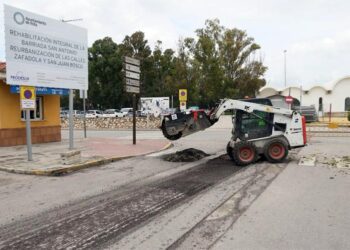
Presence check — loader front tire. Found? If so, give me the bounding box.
[263,139,288,163]
[226,142,234,161]
[232,141,258,166]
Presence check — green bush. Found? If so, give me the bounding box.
[348,109,350,121]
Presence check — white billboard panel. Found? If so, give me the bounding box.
[140,97,170,117]
[4,5,88,90]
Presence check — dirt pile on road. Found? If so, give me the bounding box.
[163,148,210,162]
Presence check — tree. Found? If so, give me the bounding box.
[220,27,266,98]
[119,32,153,101]
[88,37,123,109]
[180,19,267,106]
[64,20,267,111]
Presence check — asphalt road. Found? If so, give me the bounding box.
[0,128,231,227]
[0,155,243,249]
[0,128,349,249]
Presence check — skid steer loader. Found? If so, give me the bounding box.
[160,98,307,166]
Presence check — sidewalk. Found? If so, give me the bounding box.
[0,138,171,176]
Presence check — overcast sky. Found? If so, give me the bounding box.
[1,0,349,88]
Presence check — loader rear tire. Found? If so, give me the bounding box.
[263,139,288,163]
[232,141,258,166]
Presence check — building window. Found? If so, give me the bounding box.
[21,96,44,121]
[345,97,350,111]
[319,97,323,111]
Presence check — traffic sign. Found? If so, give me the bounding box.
[125,71,140,80]
[124,56,141,95]
[124,56,140,66]
[180,101,186,111]
[179,89,187,102]
[125,78,140,87]
[124,63,141,73]
[125,85,140,94]
[20,86,36,109]
[285,95,293,104]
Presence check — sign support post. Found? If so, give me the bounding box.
[133,94,136,145]
[69,89,74,149]
[124,56,141,145]
[20,86,36,161]
[25,110,33,161]
[83,91,87,138]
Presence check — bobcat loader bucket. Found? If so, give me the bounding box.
[160,110,216,140]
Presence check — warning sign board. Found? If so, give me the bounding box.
[180,101,186,111]
[179,89,187,102]
[20,86,36,109]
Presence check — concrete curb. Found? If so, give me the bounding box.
[0,142,173,176]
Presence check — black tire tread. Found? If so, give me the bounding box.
[232,141,258,166]
[263,138,289,163]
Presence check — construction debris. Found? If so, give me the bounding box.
[163,148,210,162]
[298,155,316,166]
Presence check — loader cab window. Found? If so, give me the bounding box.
[235,110,273,140]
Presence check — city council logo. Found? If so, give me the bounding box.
[13,12,25,25]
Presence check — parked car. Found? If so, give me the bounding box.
[60,110,68,118]
[60,110,81,118]
[126,110,134,117]
[137,110,148,117]
[86,110,103,118]
[120,108,133,116]
[126,110,144,117]
[76,111,85,118]
[103,109,124,118]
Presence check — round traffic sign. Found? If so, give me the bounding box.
[24,90,33,99]
[285,95,293,104]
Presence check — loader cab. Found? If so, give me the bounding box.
[234,98,274,141]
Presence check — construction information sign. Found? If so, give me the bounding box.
[4,5,88,90]
[20,86,36,109]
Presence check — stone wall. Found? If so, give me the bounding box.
[60,117,162,130]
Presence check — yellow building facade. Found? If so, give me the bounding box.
[0,63,61,146]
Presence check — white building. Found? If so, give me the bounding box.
[258,76,350,114]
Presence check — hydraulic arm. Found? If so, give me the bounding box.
[160,98,293,141]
